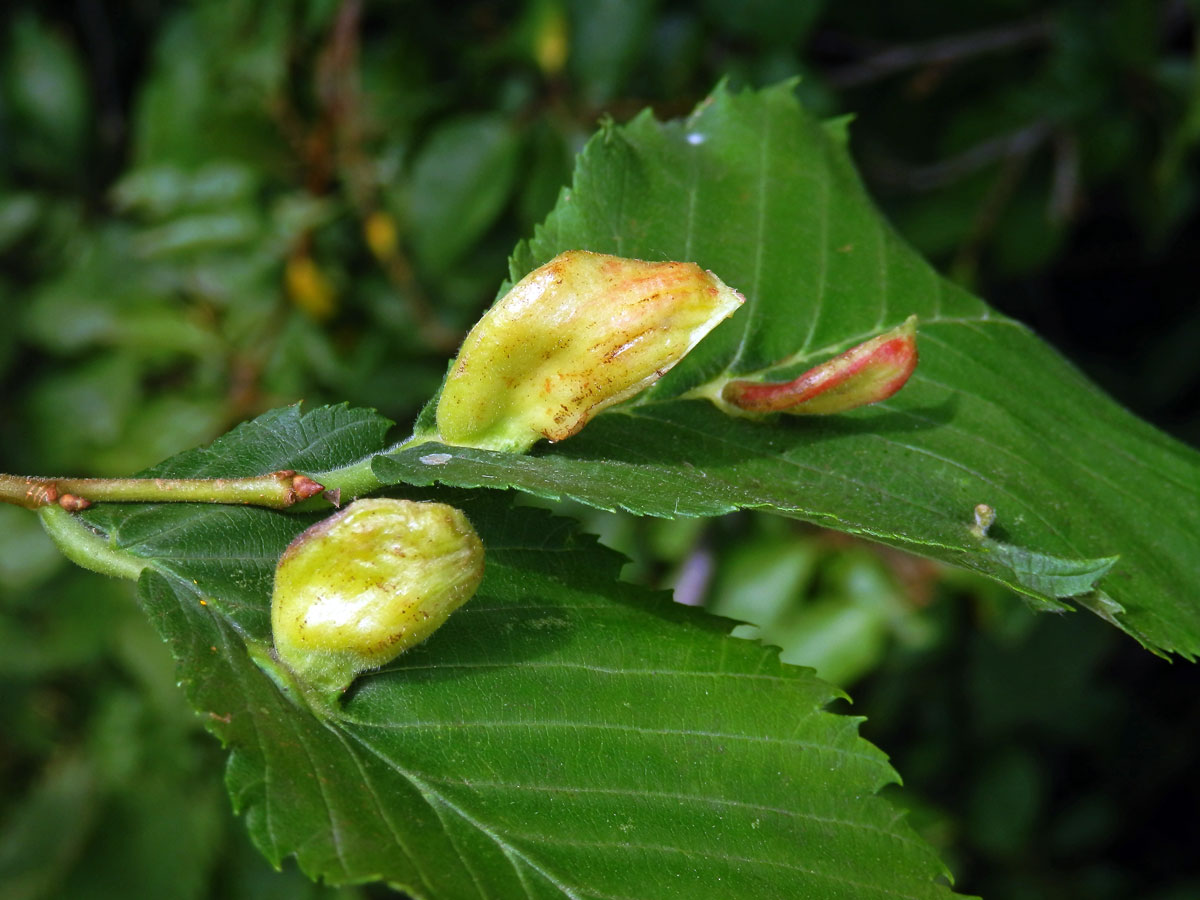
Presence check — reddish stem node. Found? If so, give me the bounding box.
[290,474,326,501]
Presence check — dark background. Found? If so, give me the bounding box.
[1,2,1198,898]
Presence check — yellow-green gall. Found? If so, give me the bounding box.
[436,250,744,452]
[271,498,484,693]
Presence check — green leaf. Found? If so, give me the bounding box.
[136,403,395,479]
[699,0,824,47]
[72,403,961,899]
[407,114,522,274]
[112,162,258,218]
[0,754,97,900]
[567,0,656,104]
[709,538,911,686]
[377,82,1200,659]
[4,14,90,179]
[130,13,286,170]
[981,540,1117,610]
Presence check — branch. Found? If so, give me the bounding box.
[866,121,1051,191]
[824,18,1055,89]
[0,470,326,511]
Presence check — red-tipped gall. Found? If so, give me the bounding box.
[722,316,918,415]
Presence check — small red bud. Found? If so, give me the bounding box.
[721,316,918,415]
[289,474,325,502]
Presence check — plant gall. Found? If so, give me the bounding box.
[271,498,484,694]
[721,316,918,415]
[436,250,744,452]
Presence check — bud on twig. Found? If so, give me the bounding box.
[722,316,918,415]
[436,250,744,452]
[271,498,485,694]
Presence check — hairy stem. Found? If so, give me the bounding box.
[0,470,325,511]
[308,432,431,506]
[2,431,433,515]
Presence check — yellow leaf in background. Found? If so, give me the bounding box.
[363,210,400,263]
[532,0,568,77]
[285,254,337,321]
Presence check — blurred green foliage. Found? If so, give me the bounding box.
[1,1,1198,898]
